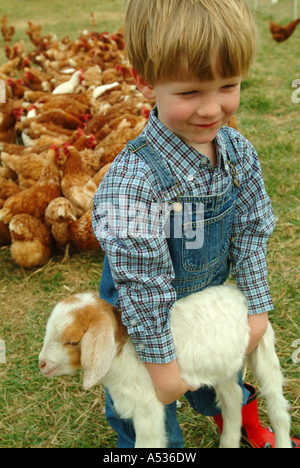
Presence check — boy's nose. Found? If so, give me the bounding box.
[196,98,221,119]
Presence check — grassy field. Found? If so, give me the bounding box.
[0,0,299,449]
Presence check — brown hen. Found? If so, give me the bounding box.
[0,146,61,224]
[9,214,53,268]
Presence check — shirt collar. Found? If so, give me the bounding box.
[142,106,230,174]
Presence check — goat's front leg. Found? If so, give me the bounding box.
[133,402,167,448]
[216,377,243,448]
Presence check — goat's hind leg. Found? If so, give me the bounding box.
[247,323,291,448]
[215,376,243,448]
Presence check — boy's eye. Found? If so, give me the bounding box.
[222,84,239,90]
[180,91,197,96]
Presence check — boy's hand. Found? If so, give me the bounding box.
[247,312,269,354]
[145,360,196,406]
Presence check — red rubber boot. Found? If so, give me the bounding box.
[213,384,300,448]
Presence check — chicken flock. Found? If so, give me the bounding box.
[0,18,155,268]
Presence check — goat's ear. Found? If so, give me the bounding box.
[81,320,116,390]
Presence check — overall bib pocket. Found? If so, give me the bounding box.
[182,200,236,272]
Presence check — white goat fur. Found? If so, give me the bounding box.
[39,285,291,448]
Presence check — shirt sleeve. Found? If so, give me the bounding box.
[92,151,177,363]
[230,139,276,315]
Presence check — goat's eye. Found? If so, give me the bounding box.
[64,341,80,346]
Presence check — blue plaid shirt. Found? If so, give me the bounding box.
[92,108,275,363]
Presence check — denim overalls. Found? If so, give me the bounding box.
[100,130,250,448]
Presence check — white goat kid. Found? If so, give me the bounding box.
[38,286,291,448]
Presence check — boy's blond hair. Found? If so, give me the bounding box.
[124,0,257,84]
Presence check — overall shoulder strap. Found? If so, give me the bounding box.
[219,127,238,165]
[126,136,177,192]
[219,128,240,188]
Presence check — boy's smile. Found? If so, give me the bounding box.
[133,70,242,158]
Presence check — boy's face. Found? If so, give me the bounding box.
[133,71,242,153]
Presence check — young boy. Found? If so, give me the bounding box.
[92,0,299,448]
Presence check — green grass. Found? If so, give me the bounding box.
[0,0,299,449]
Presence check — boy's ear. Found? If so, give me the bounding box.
[131,68,156,100]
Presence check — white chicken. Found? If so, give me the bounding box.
[52,69,84,95]
[92,81,120,100]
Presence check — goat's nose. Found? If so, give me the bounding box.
[39,360,46,369]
